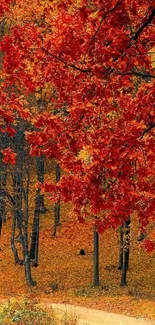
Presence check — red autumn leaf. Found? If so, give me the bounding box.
[2,148,17,165]
[142,240,155,253]
[6,125,16,137]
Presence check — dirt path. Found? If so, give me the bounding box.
[48,303,155,325]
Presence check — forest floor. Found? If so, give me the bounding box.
[0,165,155,322]
[0,208,155,321]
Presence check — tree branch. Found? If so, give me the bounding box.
[0,188,15,205]
[117,71,155,79]
[132,8,155,41]
[87,0,124,54]
[41,48,91,73]
[140,123,155,139]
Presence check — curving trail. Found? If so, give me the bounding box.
[47,303,155,325]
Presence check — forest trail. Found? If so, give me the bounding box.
[45,303,155,325]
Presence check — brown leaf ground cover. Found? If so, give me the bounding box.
[0,165,155,320]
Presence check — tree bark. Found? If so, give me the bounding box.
[29,157,46,265]
[23,215,36,286]
[30,188,42,266]
[0,170,7,223]
[36,156,47,214]
[53,163,61,236]
[120,217,130,286]
[11,213,21,264]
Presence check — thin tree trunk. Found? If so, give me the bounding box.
[30,188,41,266]
[10,213,21,264]
[24,254,36,286]
[53,163,61,236]
[30,156,46,266]
[0,172,6,249]
[23,217,36,286]
[0,170,7,223]
[22,163,36,285]
[12,129,24,246]
[120,217,130,286]
[29,157,46,265]
[15,167,36,286]
[36,156,47,214]
[93,229,99,286]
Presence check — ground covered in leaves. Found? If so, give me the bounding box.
[0,165,155,320]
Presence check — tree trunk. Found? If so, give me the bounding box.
[0,172,6,249]
[36,156,47,214]
[120,217,130,286]
[23,216,36,286]
[53,163,61,236]
[93,229,99,286]
[24,254,36,286]
[10,214,21,264]
[30,156,47,265]
[12,129,24,250]
[0,170,7,223]
[30,189,42,266]
[12,128,35,285]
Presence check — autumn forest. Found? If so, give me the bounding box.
[0,0,155,323]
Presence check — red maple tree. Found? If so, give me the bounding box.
[0,0,155,249]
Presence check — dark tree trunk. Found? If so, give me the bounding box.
[24,254,36,286]
[12,129,24,248]
[53,163,61,236]
[36,156,47,214]
[23,216,36,286]
[93,229,99,286]
[14,183,36,285]
[0,170,7,223]
[30,156,47,266]
[11,213,21,264]
[30,189,42,266]
[120,217,130,286]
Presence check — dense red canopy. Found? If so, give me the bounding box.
[0,0,155,246]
